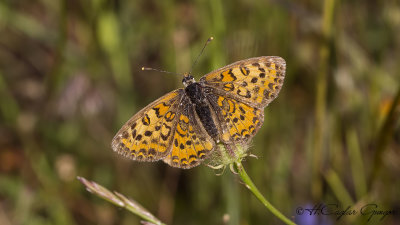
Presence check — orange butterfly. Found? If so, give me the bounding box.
[112,55,286,169]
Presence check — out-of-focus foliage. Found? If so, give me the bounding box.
[0,0,399,224]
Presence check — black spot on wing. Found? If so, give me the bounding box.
[237,89,251,98]
[142,114,150,125]
[240,66,250,76]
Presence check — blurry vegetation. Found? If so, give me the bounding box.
[0,0,400,224]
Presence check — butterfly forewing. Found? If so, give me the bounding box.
[200,56,286,108]
[111,90,182,161]
[200,56,285,145]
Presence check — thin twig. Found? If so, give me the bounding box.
[77,177,166,225]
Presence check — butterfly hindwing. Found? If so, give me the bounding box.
[111,90,183,161]
[200,56,286,108]
[207,93,264,144]
[163,97,215,168]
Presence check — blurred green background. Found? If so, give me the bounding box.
[0,0,399,224]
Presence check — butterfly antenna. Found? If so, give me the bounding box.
[188,37,214,76]
[141,67,181,76]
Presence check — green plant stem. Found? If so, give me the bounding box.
[312,0,336,200]
[234,161,296,225]
[370,85,400,186]
[324,169,354,206]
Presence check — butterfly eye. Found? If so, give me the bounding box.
[182,75,195,87]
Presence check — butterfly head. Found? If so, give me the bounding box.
[182,73,195,87]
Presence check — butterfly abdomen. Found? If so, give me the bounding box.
[185,82,219,140]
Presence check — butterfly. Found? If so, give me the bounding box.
[112,56,286,169]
